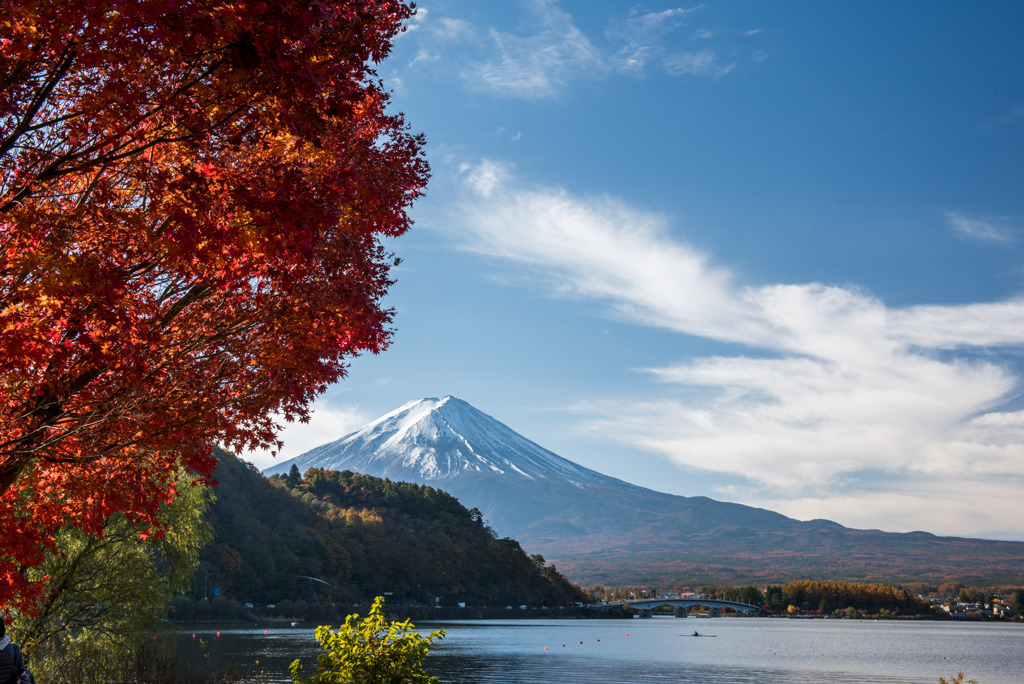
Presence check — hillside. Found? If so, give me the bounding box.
[191,449,587,611]
[265,397,1024,586]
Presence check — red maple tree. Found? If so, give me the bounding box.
[0,0,427,610]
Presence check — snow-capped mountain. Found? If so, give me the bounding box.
[262,396,1024,586]
[264,396,625,488]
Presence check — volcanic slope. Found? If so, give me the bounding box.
[264,396,1024,586]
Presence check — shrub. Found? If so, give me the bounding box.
[291,596,445,684]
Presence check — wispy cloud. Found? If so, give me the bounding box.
[399,2,741,98]
[606,6,700,74]
[434,17,474,41]
[447,160,1024,536]
[606,5,738,79]
[946,210,1017,244]
[462,1,602,98]
[664,49,734,78]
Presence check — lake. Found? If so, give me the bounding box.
[175,617,1024,683]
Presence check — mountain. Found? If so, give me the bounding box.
[267,396,620,486]
[194,448,586,613]
[264,397,1024,586]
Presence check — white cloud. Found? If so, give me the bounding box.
[434,17,475,42]
[405,2,737,98]
[608,6,698,45]
[247,402,371,469]
[607,6,737,78]
[462,1,602,98]
[946,211,1016,244]
[664,49,734,78]
[762,481,1024,539]
[458,159,509,198]
[454,162,753,340]
[407,49,434,67]
[448,160,1024,537]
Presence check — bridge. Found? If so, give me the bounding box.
[584,597,761,618]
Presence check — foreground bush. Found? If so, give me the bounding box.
[291,596,445,684]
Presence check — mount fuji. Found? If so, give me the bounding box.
[266,396,622,488]
[263,396,1024,585]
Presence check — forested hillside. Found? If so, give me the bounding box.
[179,450,586,618]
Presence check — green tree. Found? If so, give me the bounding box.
[288,464,304,488]
[1012,587,1024,618]
[10,470,212,675]
[291,596,445,684]
[764,585,784,610]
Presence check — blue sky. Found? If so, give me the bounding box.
[248,1,1024,541]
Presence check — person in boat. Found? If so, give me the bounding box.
[692,631,699,637]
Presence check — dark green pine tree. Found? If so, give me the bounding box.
[286,464,302,488]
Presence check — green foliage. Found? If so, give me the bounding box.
[288,464,304,488]
[1012,588,1024,618]
[290,597,444,684]
[759,580,935,616]
[10,470,212,675]
[203,451,587,608]
[764,585,784,607]
[699,585,764,606]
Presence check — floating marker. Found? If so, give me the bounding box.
[216,632,221,638]
[264,630,268,635]
[192,634,196,639]
[544,647,549,651]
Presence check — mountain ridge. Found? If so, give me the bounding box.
[264,396,1024,586]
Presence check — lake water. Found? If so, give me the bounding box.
[176,617,1024,684]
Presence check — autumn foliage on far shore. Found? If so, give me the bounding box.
[0,0,426,611]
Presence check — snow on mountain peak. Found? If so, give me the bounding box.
[263,396,625,488]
